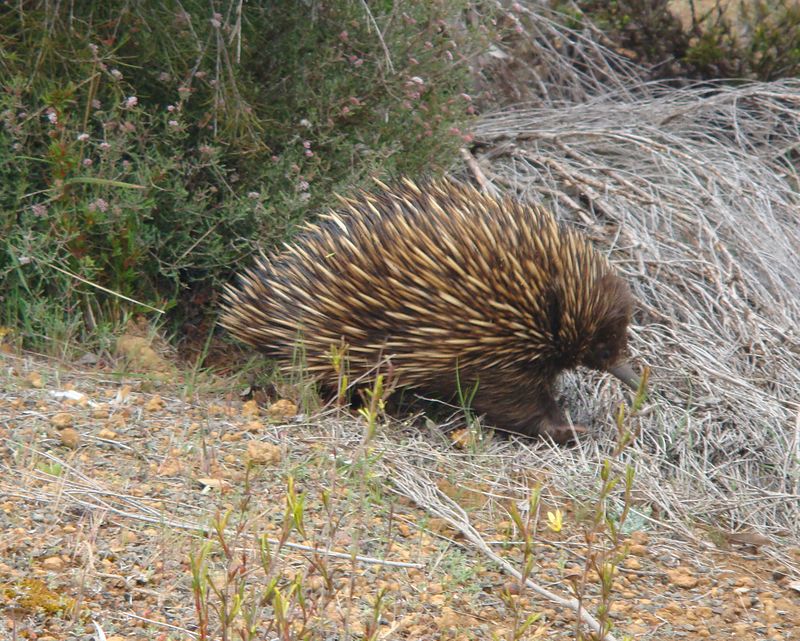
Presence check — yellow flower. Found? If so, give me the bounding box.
[547,509,563,533]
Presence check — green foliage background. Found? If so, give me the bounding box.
[0,1,481,349]
[2,0,797,354]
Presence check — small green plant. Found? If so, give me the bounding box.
[329,340,351,408]
[357,373,387,443]
[503,487,545,641]
[36,461,64,477]
[570,367,649,641]
[454,362,481,428]
[189,472,316,641]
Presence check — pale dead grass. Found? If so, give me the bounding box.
[458,78,800,574]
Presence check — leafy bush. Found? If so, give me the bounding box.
[1,1,482,351]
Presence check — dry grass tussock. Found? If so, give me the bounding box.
[456,78,800,562]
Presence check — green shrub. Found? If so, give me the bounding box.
[0,1,482,351]
[571,0,800,81]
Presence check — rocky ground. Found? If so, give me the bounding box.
[2,349,799,640]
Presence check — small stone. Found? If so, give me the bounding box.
[242,399,260,416]
[50,412,73,429]
[246,441,281,465]
[42,556,64,571]
[667,567,699,589]
[158,457,182,476]
[144,395,165,411]
[267,399,297,420]
[196,477,231,491]
[244,420,264,433]
[92,404,109,419]
[59,427,80,448]
[25,371,44,388]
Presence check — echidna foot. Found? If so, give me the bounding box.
[538,423,587,444]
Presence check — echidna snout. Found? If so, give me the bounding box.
[220,178,638,442]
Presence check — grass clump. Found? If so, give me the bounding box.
[0,1,484,354]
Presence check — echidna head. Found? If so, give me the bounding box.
[578,274,639,390]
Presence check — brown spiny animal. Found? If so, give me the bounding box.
[221,179,638,442]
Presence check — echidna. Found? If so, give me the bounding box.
[221,179,638,442]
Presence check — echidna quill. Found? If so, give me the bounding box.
[221,179,639,442]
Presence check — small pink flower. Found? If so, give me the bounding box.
[110,69,123,80]
[77,133,90,142]
[302,140,311,149]
[247,191,260,199]
[167,105,176,112]
[46,110,57,124]
[168,120,179,128]
[99,142,111,151]
[124,96,138,108]
[82,158,93,167]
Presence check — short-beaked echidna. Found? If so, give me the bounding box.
[221,179,638,442]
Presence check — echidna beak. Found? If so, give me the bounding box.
[609,362,641,392]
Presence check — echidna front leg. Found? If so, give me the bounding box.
[474,382,585,444]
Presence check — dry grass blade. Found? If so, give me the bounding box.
[475,2,649,107]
